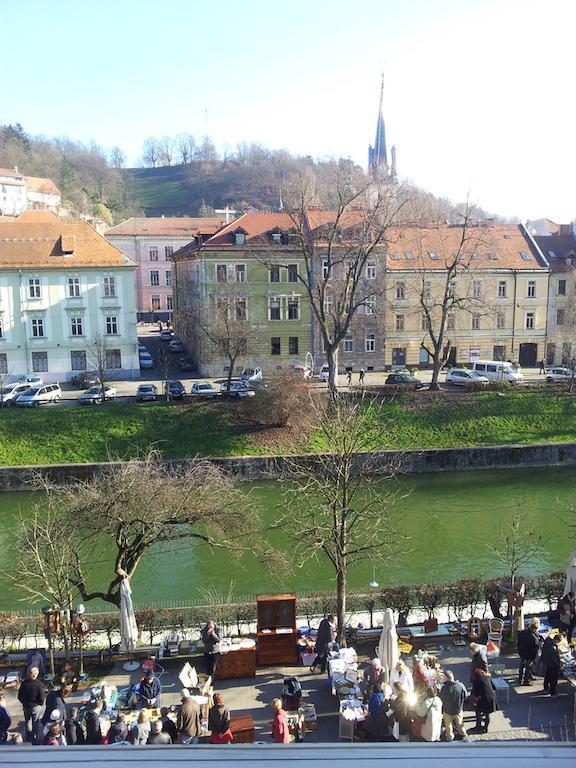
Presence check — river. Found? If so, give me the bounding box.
[0,466,573,611]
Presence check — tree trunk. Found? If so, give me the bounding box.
[430,350,443,390]
[327,347,338,396]
[336,566,347,647]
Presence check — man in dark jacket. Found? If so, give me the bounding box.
[160,707,178,743]
[311,615,336,673]
[84,700,103,745]
[201,620,221,678]
[64,707,85,745]
[148,719,172,744]
[139,671,161,708]
[17,666,45,744]
[542,634,562,695]
[439,670,468,741]
[42,685,70,729]
[517,618,541,685]
[177,689,202,744]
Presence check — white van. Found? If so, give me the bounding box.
[470,360,523,383]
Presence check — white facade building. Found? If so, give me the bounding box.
[0,211,139,382]
[0,167,61,216]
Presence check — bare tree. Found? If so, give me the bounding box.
[87,333,110,403]
[157,346,171,400]
[110,146,126,169]
[175,133,196,165]
[141,137,161,168]
[489,507,542,592]
[276,396,405,645]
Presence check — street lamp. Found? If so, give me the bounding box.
[368,565,379,629]
[75,603,86,677]
[41,606,55,678]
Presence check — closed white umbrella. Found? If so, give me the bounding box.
[564,549,576,596]
[377,608,399,682]
[120,577,140,671]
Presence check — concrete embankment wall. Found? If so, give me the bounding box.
[1,441,576,490]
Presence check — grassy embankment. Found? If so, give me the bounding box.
[1,390,576,466]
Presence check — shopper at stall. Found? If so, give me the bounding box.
[17,666,45,744]
[209,692,233,744]
[177,689,202,744]
[471,669,497,733]
[271,698,290,743]
[364,658,386,692]
[43,722,66,746]
[42,685,70,729]
[85,700,104,745]
[439,670,468,741]
[311,614,336,673]
[389,660,414,694]
[201,619,221,678]
[391,683,413,743]
[148,719,172,745]
[469,643,488,682]
[107,713,128,744]
[139,670,162,708]
[131,708,151,745]
[558,593,575,641]
[542,634,562,696]
[517,618,541,686]
[412,687,442,742]
[160,707,178,743]
[64,706,85,746]
[0,693,11,743]
[368,683,386,716]
[365,684,396,742]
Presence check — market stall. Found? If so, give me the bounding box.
[215,639,256,680]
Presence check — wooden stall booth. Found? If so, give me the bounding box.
[256,593,298,666]
[215,639,256,680]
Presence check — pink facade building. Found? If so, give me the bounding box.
[105,217,225,320]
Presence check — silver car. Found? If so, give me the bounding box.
[16,383,62,407]
[78,384,117,405]
[545,367,574,382]
[0,382,34,406]
[445,368,489,386]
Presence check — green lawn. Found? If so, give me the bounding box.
[1,391,576,466]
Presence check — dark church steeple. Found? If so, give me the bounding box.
[368,74,396,183]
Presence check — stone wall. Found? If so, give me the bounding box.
[2,440,576,490]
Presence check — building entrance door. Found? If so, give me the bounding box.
[392,348,406,367]
[519,342,537,367]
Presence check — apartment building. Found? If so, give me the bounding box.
[0,167,61,216]
[0,211,139,381]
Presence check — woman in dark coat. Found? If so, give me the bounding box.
[311,615,336,673]
[471,669,497,733]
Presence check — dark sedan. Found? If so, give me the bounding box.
[177,357,195,371]
[385,373,424,390]
[164,380,186,399]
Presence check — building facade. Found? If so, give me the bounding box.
[0,167,61,216]
[0,211,139,382]
[105,217,226,321]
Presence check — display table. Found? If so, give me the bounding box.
[215,641,256,680]
[230,714,255,743]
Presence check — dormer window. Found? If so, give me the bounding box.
[233,228,247,246]
[271,232,282,244]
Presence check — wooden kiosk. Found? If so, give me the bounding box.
[256,593,298,666]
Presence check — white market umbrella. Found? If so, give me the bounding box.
[378,608,399,682]
[120,577,140,671]
[564,549,576,596]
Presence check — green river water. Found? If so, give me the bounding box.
[0,466,574,611]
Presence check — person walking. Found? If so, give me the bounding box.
[310,614,336,673]
[517,618,541,685]
[201,619,221,678]
[271,698,289,743]
[346,370,352,387]
[439,670,468,741]
[177,689,202,744]
[471,669,497,733]
[17,666,45,744]
[542,634,562,696]
[208,692,233,744]
[148,719,172,745]
[359,368,366,386]
[539,359,546,374]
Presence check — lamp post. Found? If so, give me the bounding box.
[41,606,55,678]
[368,565,379,629]
[75,603,86,677]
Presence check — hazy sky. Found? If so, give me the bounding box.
[3,0,574,221]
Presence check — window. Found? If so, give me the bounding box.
[165,270,172,287]
[520,251,531,261]
[271,337,281,355]
[269,265,280,283]
[497,281,507,298]
[404,251,415,261]
[149,246,159,261]
[70,317,83,336]
[70,350,86,371]
[366,262,376,279]
[287,264,298,283]
[420,348,430,364]
[289,336,299,355]
[493,346,506,361]
[527,280,536,298]
[269,298,281,320]
[235,264,246,283]
[364,295,376,315]
[395,314,405,331]
[496,312,505,329]
[558,279,567,296]
[68,277,80,297]
[473,281,481,299]
[166,296,173,310]
[235,298,247,321]
[548,250,557,259]
[421,312,430,331]
[395,282,405,300]
[151,295,161,311]
[287,297,300,320]
[164,246,173,259]
[471,314,481,330]
[446,315,455,331]
[557,309,565,326]
[31,318,44,337]
[389,252,400,260]
[343,336,354,353]
[104,277,116,297]
[323,292,333,314]
[32,351,48,372]
[428,250,439,260]
[0,353,6,374]
[448,280,457,297]
[28,277,41,299]
[322,260,330,279]
[365,334,375,352]
[105,349,121,369]
[216,264,227,283]
[106,316,118,335]
[271,232,282,244]
[525,312,535,330]
[423,281,431,299]
[234,231,246,246]
[150,270,159,286]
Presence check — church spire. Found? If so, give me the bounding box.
[368,73,394,182]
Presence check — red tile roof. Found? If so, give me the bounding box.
[203,211,299,247]
[106,217,226,237]
[25,175,60,196]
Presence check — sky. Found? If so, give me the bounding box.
[2,0,575,222]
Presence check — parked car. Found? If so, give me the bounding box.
[165,380,186,399]
[19,374,43,387]
[545,367,574,382]
[292,364,313,379]
[470,360,523,383]
[77,384,117,405]
[190,381,217,398]
[160,329,173,341]
[136,383,158,402]
[71,371,100,388]
[139,351,155,369]
[240,367,262,383]
[138,344,149,354]
[385,373,424,390]
[445,368,490,387]
[16,383,62,407]
[319,364,330,382]
[169,339,185,354]
[218,380,256,398]
[0,382,34,407]
[177,357,195,371]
